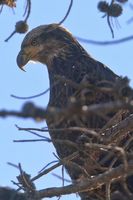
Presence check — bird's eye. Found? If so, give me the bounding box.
[31,39,38,46]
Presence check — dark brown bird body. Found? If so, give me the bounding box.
[17,24,131,200]
[46,45,118,176]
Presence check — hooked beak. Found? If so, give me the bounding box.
[17,50,30,71]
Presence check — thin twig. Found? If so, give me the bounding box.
[58,0,73,25]
[16,125,98,137]
[39,160,58,173]
[107,15,114,38]
[13,139,51,143]
[5,30,16,42]
[24,0,31,22]
[11,79,60,100]
[76,35,133,45]
[15,124,50,139]
[31,152,78,182]
[7,162,19,169]
[11,88,50,100]
[52,173,71,184]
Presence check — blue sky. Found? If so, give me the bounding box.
[0,1,133,200]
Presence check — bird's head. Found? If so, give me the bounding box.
[17,23,77,70]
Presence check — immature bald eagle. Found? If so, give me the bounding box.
[17,24,130,200]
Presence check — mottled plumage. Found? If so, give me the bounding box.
[17,24,129,200]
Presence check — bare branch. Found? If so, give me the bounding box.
[35,162,133,199]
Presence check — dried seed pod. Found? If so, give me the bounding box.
[15,21,29,34]
[22,102,35,115]
[0,0,16,7]
[109,3,123,17]
[97,1,109,13]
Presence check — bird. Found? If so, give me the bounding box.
[16,23,132,200]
